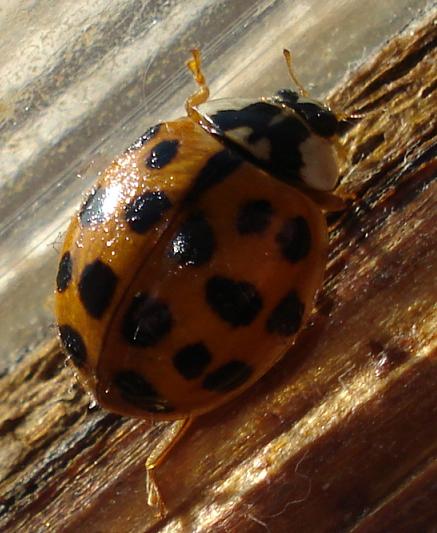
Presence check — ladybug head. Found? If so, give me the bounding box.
[274,89,339,138]
[188,48,339,192]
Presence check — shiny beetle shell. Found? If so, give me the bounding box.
[55,57,339,421]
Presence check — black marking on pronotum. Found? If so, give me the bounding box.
[211,102,281,133]
[274,89,339,137]
[209,102,310,185]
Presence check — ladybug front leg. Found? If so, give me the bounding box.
[185,49,210,123]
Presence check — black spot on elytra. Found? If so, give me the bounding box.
[168,211,215,266]
[78,260,118,319]
[56,251,73,292]
[276,216,311,262]
[184,150,242,204]
[125,191,171,234]
[58,324,87,367]
[203,360,252,392]
[173,342,212,380]
[266,290,304,335]
[211,102,309,184]
[146,140,179,169]
[114,370,173,413]
[79,186,109,226]
[205,275,262,327]
[127,123,162,150]
[237,199,274,234]
[122,293,173,347]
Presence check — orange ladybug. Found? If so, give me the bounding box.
[55,50,341,514]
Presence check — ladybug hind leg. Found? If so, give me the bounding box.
[145,417,193,517]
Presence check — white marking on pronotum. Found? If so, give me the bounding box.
[299,134,338,191]
[226,126,272,161]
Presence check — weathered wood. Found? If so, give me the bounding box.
[0,13,436,533]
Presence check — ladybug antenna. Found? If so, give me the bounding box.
[283,49,308,97]
[185,49,210,122]
[283,50,364,131]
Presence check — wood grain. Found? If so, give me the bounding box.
[0,13,436,533]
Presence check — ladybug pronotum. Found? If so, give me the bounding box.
[55,50,343,514]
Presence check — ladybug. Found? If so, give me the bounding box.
[55,50,342,514]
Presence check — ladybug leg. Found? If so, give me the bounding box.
[185,49,210,123]
[300,187,353,212]
[145,417,193,517]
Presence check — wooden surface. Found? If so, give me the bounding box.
[0,13,436,533]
